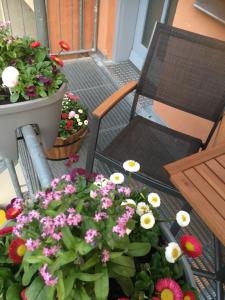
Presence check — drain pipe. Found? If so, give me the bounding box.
[21,125,53,189]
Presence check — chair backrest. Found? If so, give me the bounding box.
[137,23,225,122]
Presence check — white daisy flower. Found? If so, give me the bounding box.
[148,193,161,207]
[78,121,83,126]
[123,160,140,172]
[78,109,83,113]
[74,114,79,119]
[121,199,136,207]
[176,211,190,227]
[165,242,182,263]
[136,202,150,216]
[140,213,155,229]
[84,120,88,125]
[110,172,124,184]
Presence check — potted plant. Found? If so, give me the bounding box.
[45,92,88,160]
[0,21,68,160]
[0,161,200,299]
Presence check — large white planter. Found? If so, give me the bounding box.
[0,83,67,160]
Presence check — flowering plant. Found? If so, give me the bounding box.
[0,161,200,300]
[59,92,88,139]
[0,21,67,103]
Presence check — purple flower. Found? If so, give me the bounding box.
[102,249,110,264]
[25,85,37,97]
[38,75,52,85]
[85,229,98,244]
[67,211,82,226]
[54,213,67,227]
[101,197,113,209]
[40,264,58,286]
[25,238,41,251]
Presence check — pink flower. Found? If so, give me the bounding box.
[54,213,67,227]
[25,238,41,251]
[12,197,23,210]
[180,235,202,258]
[90,190,98,199]
[118,187,131,197]
[101,197,113,209]
[52,232,62,241]
[155,278,183,300]
[43,245,60,257]
[112,206,135,237]
[85,229,98,244]
[68,111,76,119]
[28,210,40,222]
[102,249,110,264]
[67,212,82,226]
[94,212,108,222]
[51,178,60,188]
[66,92,80,101]
[61,174,71,181]
[64,184,76,194]
[40,264,58,286]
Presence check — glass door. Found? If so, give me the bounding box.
[130,0,171,70]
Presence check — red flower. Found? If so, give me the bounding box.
[9,238,26,264]
[183,291,196,300]
[6,207,22,220]
[180,235,202,258]
[50,55,64,67]
[118,298,130,300]
[20,288,28,300]
[151,297,160,300]
[66,91,80,101]
[155,278,183,300]
[65,120,73,130]
[59,40,70,51]
[61,113,68,120]
[65,153,80,167]
[30,41,41,48]
[0,226,13,236]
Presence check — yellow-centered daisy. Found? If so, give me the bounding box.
[140,213,155,229]
[110,172,124,184]
[136,202,150,216]
[165,242,182,263]
[123,160,140,172]
[176,211,190,227]
[148,193,161,207]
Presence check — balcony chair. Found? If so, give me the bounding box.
[86,23,225,198]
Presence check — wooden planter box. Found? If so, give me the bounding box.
[46,127,88,160]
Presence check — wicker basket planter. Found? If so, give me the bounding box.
[46,127,88,160]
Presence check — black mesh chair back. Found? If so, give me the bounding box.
[137,23,225,122]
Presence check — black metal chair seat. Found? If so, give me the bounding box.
[102,115,202,187]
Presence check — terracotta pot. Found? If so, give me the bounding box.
[0,83,67,160]
[46,127,88,160]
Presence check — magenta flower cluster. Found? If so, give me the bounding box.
[112,206,135,237]
[40,264,58,286]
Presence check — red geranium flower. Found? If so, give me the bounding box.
[20,288,28,300]
[30,41,41,48]
[9,238,26,264]
[183,291,196,300]
[6,207,22,220]
[155,278,183,300]
[59,40,70,51]
[0,226,13,236]
[61,113,68,120]
[180,235,202,258]
[50,55,64,67]
[65,120,73,130]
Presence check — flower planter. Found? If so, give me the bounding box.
[0,83,67,160]
[45,127,88,160]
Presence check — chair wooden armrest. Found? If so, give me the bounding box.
[213,112,225,146]
[93,80,138,119]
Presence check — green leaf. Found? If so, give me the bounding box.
[50,251,77,273]
[73,287,91,300]
[115,277,133,297]
[76,241,93,255]
[76,272,103,282]
[56,271,65,300]
[6,283,21,300]
[10,93,19,103]
[22,263,41,285]
[109,256,135,277]
[39,90,47,98]
[62,226,80,250]
[25,255,53,265]
[127,242,151,257]
[26,276,55,300]
[64,274,76,298]
[80,254,99,271]
[109,252,123,259]
[95,267,108,300]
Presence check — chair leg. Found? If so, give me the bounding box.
[85,117,101,173]
[130,92,139,120]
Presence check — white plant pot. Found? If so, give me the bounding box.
[0,83,67,160]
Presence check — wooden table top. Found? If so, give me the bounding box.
[164,142,225,246]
